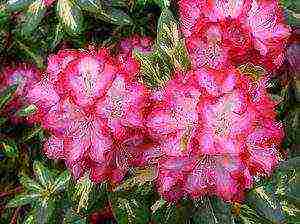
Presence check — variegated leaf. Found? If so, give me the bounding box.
[57,0,84,35]
[19,0,47,36]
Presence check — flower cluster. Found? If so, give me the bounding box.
[0,0,289,203]
[25,44,154,184]
[0,64,40,122]
[148,68,283,202]
[179,0,290,71]
[145,0,289,202]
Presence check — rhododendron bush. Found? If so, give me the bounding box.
[0,0,298,223]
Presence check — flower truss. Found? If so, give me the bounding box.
[146,68,284,202]
[26,43,154,184]
[0,64,40,122]
[5,1,288,205]
[179,0,290,71]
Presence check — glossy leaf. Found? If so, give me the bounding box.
[156,8,190,71]
[238,63,266,79]
[95,7,132,25]
[133,50,171,87]
[152,199,193,224]
[113,168,155,192]
[192,197,235,224]
[132,0,147,12]
[21,125,43,142]
[33,160,54,186]
[1,138,18,158]
[57,0,84,36]
[239,204,274,224]
[153,0,169,8]
[16,104,37,117]
[16,40,45,69]
[35,200,55,224]
[0,5,9,27]
[150,198,166,213]
[0,117,7,126]
[6,0,34,12]
[103,0,127,8]
[53,170,71,192]
[63,209,87,224]
[246,187,286,224]
[20,174,42,192]
[78,0,132,26]
[0,84,18,111]
[19,0,47,36]
[23,213,36,224]
[74,173,93,213]
[6,193,39,207]
[77,0,104,13]
[110,194,150,224]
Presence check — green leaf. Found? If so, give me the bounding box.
[277,157,300,171]
[239,204,274,224]
[57,0,84,36]
[18,0,47,36]
[63,209,87,224]
[84,182,108,214]
[21,125,43,142]
[153,0,169,8]
[156,8,191,72]
[133,0,147,11]
[33,161,54,186]
[7,193,39,207]
[0,117,7,126]
[0,5,9,27]
[6,0,34,12]
[78,0,132,26]
[152,199,193,224]
[0,84,18,111]
[23,213,36,224]
[238,63,266,79]
[16,40,45,69]
[73,173,93,213]
[96,7,132,25]
[103,0,127,8]
[150,198,166,214]
[192,197,235,224]
[1,138,18,158]
[35,200,55,224]
[133,50,171,88]
[49,24,64,50]
[110,194,150,224]
[113,168,155,192]
[53,170,71,192]
[20,174,42,192]
[246,187,286,224]
[77,0,103,13]
[15,104,37,117]
[152,202,176,224]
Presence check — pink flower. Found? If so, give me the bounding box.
[178,0,290,71]
[186,18,230,70]
[178,0,211,37]
[208,0,252,22]
[146,72,201,157]
[0,64,40,99]
[26,48,152,184]
[186,155,252,201]
[148,68,283,202]
[42,0,56,7]
[245,0,290,70]
[0,64,40,122]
